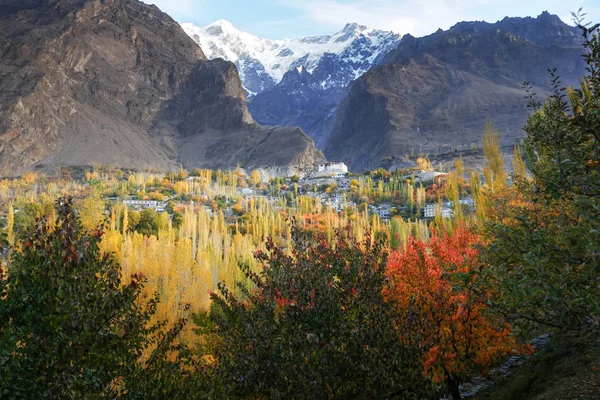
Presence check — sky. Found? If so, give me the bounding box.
[144,0,600,39]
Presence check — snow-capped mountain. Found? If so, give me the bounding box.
[181,20,401,96]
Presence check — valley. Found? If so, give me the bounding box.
[0,1,597,399]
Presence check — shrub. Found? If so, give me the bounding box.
[387,226,529,399]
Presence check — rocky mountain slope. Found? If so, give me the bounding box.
[324,12,585,172]
[0,0,323,176]
[246,66,346,148]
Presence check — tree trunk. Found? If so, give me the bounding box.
[447,376,462,400]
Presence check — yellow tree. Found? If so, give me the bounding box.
[7,203,14,246]
[79,195,105,231]
[512,146,527,182]
[482,123,507,191]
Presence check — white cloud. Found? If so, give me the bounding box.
[282,0,600,36]
[283,0,465,36]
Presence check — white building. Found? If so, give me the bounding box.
[123,199,167,211]
[379,209,391,220]
[423,204,454,219]
[311,162,349,178]
[412,171,446,182]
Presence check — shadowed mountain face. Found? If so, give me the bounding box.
[0,0,323,175]
[247,66,346,148]
[324,12,585,172]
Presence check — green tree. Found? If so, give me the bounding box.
[483,20,600,331]
[0,197,199,399]
[136,208,159,237]
[195,227,433,399]
[13,202,44,233]
[165,200,176,214]
[172,211,184,230]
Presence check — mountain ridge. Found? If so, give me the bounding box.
[183,20,402,147]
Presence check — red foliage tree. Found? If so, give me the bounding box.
[385,226,530,400]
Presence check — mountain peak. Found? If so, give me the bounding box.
[342,22,368,33]
[536,10,564,24]
[182,20,401,94]
[205,19,238,36]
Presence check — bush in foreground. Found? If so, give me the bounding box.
[0,197,200,399]
[196,226,435,399]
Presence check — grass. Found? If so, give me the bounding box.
[474,332,600,400]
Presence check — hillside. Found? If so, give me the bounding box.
[0,0,323,176]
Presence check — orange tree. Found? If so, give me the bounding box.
[195,226,435,399]
[385,226,529,400]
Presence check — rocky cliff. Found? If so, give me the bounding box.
[0,0,323,176]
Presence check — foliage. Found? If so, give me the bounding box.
[195,226,434,399]
[482,20,600,331]
[79,194,106,230]
[136,208,159,237]
[0,197,199,399]
[386,226,529,400]
[172,211,184,230]
[13,202,45,233]
[482,122,507,192]
[0,232,7,254]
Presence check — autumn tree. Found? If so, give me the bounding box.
[386,227,528,400]
[79,193,106,230]
[482,122,507,192]
[195,226,434,399]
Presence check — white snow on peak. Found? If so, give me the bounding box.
[181,20,401,84]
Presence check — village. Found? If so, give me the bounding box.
[105,161,475,228]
